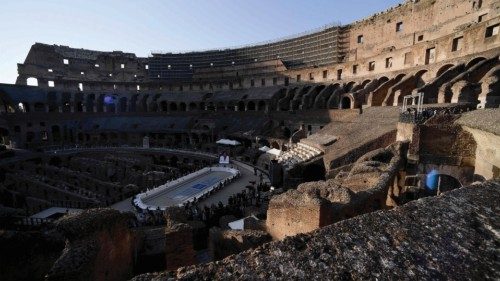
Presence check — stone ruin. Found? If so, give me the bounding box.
[46,208,135,281]
[132,180,500,281]
[266,142,405,240]
[0,0,498,280]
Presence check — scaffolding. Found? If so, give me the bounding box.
[402,92,424,113]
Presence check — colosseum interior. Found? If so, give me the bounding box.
[0,0,499,280]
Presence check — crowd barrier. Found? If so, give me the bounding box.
[133,166,239,211]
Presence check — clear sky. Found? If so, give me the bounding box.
[0,0,402,84]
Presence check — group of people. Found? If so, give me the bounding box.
[183,181,270,228]
[402,106,472,124]
[131,165,242,226]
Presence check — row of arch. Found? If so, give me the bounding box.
[3,56,496,114]
[1,93,272,114]
[282,56,497,110]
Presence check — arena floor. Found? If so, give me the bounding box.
[141,170,233,207]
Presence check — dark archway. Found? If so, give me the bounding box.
[271,141,280,149]
[119,97,128,112]
[303,163,326,182]
[247,101,256,111]
[466,57,486,69]
[237,101,245,111]
[188,102,197,111]
[160,101,168,112]
[436,64,454,77]
[257,101,266,111]
[340,96,351,109]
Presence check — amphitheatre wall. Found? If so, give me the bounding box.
[10,0,499,93]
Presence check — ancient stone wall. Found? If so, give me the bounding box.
[456,108,500,180]
[407,113,477,184]
[164,223,197,271]
[163,207,200,271]
[46,209,135,281]
[266,142,404,240]
[12,0,499,93]
[208,228,271,260]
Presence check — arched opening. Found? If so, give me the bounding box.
[148,101,158,112]
[62,101,71,113]
[127,95,136,112]
[466,57,486,69]
[237,101,245,111]
[425,173,462,196]
[345,81,356,92]
[361,79,371,88]
[169,102,178,111]
[415,69,429,88]
[85,94,95,113]
[75,102,83,112]
[257,100,266,111]
[104,95,116,113]
[436,64,454,77]
[119,97,128,112]
[18,102,30,113]
[0,96,12,113]
[0,127,9,145]
[139,95,149,112]
[160,101,168,112]
[378,76,389,84]
[26,77,38,87]
[247,101,256,111]
[96,95,105,113]
[340,96,351,109]
[179,102,187,111]
[206,102,215,111]
[216,102,225,111]
[271,141,280,149]
[188,102,197,111]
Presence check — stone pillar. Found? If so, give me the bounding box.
[393,90,402,106]
[165,223,197,271]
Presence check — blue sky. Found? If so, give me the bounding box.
[0,0,401,84]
